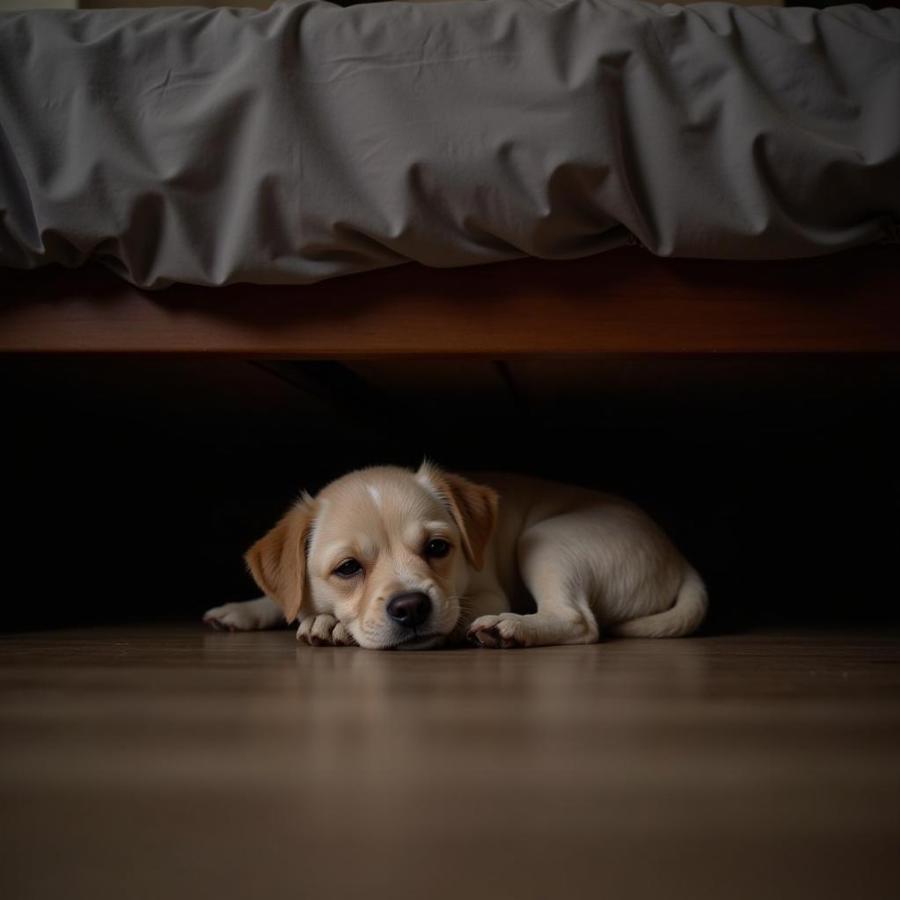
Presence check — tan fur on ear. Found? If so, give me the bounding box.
[244,494,316,623]
[418,463,499,570]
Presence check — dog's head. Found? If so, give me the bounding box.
[245,463,498,649]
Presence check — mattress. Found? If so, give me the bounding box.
[1,0,898,288]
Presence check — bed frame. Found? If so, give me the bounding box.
[1,245,898,356]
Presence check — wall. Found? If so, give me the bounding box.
[4,355,898,632]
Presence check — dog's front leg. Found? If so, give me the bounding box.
[295,614,357,647]
[203,596,285,631]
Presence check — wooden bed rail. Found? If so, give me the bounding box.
[1,246,898,356]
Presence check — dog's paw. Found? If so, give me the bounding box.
[467,613,532,649]
[296,614,356,647]
[203,600,271,632]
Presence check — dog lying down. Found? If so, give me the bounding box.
[204,463,707,650]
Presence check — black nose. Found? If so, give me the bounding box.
[386,592,432,628]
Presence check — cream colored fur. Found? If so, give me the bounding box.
[204,463,707,650]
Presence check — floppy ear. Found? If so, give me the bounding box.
[244,494,317,623]
[418,462,499,570]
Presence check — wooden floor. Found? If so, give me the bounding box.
[1,626,899,900]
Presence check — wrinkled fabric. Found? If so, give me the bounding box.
[0,0,898,288]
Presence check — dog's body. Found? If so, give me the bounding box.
[204,464,707,649]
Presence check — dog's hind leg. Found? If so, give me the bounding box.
[467,521,600,649]
[203,596,285,631]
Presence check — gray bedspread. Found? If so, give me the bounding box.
[1,0,898,288]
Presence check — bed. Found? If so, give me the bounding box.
[2,245,900,355]
[1,0,899,356]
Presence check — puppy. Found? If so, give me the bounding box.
[203,463,707,649]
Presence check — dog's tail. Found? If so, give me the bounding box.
[609,567,708,638]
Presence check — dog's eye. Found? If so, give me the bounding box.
[333,558,363,578]
[424,539,451,559]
